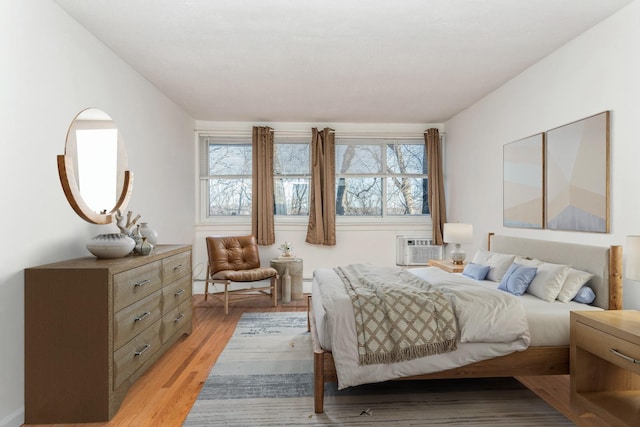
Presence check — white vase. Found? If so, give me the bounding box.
[87,233,135,259]
[139,222,159,246]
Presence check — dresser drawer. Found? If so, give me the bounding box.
[113,319,162,389]
[162,274,192,314]
[113,290,162,350]
[113,261,162,312]
[161,300,192,343]
[574,321,640,375]
[162,252,191,285]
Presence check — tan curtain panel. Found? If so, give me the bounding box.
[251,126,275,245]
[306,127,336,246]
[425,128,447,245]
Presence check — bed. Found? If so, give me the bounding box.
[308,234,623,413]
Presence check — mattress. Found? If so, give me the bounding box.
[409,267,603,346]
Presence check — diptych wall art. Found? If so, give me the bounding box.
[503,133,544,229]
[545,111,609,233]
[503,111,610,233]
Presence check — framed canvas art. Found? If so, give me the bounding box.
[503,133,544,229]
[545,111,610,233]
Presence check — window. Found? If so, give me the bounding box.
[201,136,252,216]
[336,138,428,216]
[200,133,429,220]
[200,134,312,218]
[274,138,310,216]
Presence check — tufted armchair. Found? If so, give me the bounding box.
[205,235,278,314]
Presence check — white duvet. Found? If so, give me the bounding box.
[315,266,531,389]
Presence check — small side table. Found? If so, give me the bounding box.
[570,310,640,427]
[270,258,303,303]
[427,259,466,273]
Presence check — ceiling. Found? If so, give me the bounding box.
[54,0,633,124]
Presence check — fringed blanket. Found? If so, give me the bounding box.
[334,264,458,365]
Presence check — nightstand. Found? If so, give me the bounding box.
[570,310,640,427]
[427,259,466,273]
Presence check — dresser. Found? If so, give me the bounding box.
[25,244,192,423]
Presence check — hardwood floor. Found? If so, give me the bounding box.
[24,295,608,426]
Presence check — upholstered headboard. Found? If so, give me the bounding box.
[489,234,622,310]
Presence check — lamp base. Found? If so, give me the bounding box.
[450,244,466,265]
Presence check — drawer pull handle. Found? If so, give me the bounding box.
[134,279,150,287]
[174,313,185,323]
[610,348,640,364]
[174,289,185,297]
[134,311,151,322]
[173,264,183,271]
[134,344,151,357]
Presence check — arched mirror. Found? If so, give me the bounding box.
[58,108,133,224]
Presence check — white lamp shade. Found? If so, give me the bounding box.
[443,223,473,244]
[626,235,640,281]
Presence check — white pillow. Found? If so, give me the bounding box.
[556,268,594,302]
[526,262,570,302]
[471,249,490,265]
[514,256,540,267]
[472,250,515,282]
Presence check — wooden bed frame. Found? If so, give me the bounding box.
[308,234,623,413]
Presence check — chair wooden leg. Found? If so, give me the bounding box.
[204,280,209,301]
[224,282,229,315]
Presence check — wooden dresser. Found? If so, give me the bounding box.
[25,244,192,423]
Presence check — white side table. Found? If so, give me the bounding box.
[270,258,303,303]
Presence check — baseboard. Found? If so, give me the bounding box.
[0,406,24,427]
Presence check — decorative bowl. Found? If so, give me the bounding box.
[87,233,135,258]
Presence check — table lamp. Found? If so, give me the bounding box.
[443,223,473,264]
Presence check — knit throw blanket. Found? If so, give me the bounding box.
[335,264,458,366]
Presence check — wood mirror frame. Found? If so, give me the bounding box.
[57,108,133,224]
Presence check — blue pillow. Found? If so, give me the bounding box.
[462,262,491,280]
[497,263,538,296]
[572,286,596,304]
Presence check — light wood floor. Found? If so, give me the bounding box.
[24,294,608,427]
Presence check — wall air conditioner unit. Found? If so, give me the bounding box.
[396,236,444,266]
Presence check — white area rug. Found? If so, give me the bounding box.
[183,312,573,426]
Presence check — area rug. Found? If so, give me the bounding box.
[183,312,574,426]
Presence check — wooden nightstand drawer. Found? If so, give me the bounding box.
[574,321,640,376]
[571,310,640,427]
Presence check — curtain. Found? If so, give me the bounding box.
[252,126,275,245]
[425,128,447,245]
[306,127,336,245]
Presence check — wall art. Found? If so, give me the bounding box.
[503,133,544,229]
[545,111,610,233]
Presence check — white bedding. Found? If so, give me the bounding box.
[312,265,603,389]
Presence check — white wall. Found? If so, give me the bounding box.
[444,0,640,309]
[0,2,194,426]
[192,121,442,290]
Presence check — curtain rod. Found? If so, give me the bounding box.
[196,129,445,138]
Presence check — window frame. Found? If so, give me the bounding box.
[335,136,429,219]
[197,131,434,226]
[273,136,312,217]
